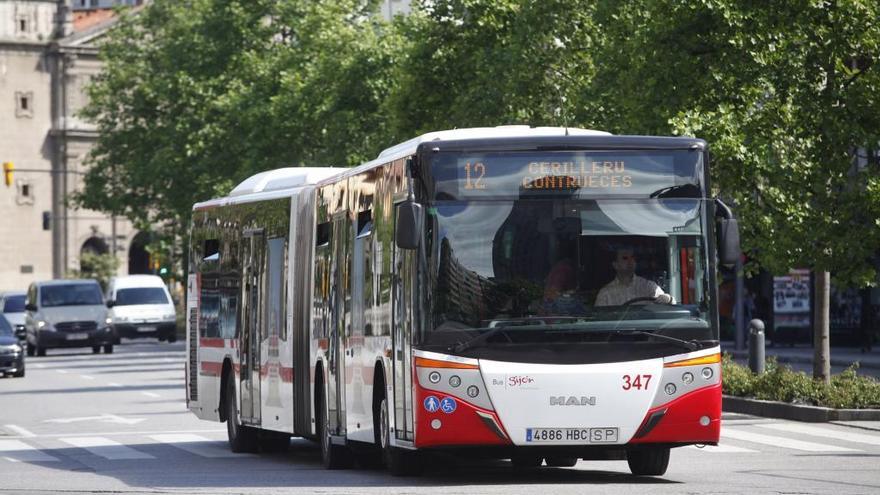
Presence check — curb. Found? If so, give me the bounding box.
[724,350,880,370]
[723,395,880,422]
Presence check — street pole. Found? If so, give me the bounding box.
[813,270,831,383]
[735,257,745,351]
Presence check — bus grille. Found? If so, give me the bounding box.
[188,307,198,402]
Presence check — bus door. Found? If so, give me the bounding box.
[346,210,371,441]
[391,203,415,442]
[327,213,351,436]
[240,228,264,425]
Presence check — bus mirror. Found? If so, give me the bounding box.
[719,218,741,267]
[396,200,423,250]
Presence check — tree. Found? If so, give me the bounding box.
[388,0,598,136]
[588,0,880,383]
[69,252,120,292]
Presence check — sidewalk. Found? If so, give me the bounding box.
[722,341,880,371]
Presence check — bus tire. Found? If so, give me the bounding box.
[224,375,257,453]
[545,456,578,467]
[317,378,353,469]
[626,447,670,476]
[379,396,422,476]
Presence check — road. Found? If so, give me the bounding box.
[1,341,879,495]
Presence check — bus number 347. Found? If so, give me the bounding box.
[622,374,652,390]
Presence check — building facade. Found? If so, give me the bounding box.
[0,0,147,292]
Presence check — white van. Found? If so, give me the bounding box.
[106,275,177,342]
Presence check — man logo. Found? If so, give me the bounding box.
[550,396,597,406]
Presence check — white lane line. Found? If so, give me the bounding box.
[141,392,161,398]
[80,375,95,380]
[149,434,245,458]
[723,428,859,452]
[56,370,68,374]
[34,364,45,368]
[685,443,757,453]
[44,429,225,439]
[0,440,60,462]
[4,425,36,438]
[61,437,155,460]
[757,423,880,446]
[108,383,123,387]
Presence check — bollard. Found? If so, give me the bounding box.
[748,319,765,374]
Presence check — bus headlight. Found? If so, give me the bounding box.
[701,367,714,380]
[664,383,677,395]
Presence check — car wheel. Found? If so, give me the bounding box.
[13,367,24,378]
[92,346,101,354]
[26,343,34,357]
[167,334,178,343]
[36,345,46,357]
[103,344,114,354]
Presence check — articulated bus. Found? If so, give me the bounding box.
[186,126,740,476]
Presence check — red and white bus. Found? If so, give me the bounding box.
[186,126,740,476]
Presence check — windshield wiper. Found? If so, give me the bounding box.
[614,330,701,351]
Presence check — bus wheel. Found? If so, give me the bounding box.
[626,447,670,476]
[317,386,353,469]
[510,454,543,469]
[224,376,257,453]
[379,396,422,476]
[545,456,578,467]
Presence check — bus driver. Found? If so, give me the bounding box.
[595,248,675,306]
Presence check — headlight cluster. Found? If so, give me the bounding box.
[36,320,53,331]
[0,344,22,355]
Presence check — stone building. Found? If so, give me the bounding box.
[0,0,147,292]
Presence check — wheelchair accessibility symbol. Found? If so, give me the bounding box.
[440,397,457,414]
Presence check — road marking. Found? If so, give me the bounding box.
[0,440,60,462]
[34,364,45,368]
[80,375,95,380]
[56,370,68,374]
[108,382,123,387]
[757,423,880,446]
[3,425,35,438]
[149,434,244,458]
[723,428,859,452]
[141,392,161,398]
[62,437,154,460]
[44,414,145,425]
[685,443,757,453]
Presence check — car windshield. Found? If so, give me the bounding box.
[40,284,103,307]
[115,288,169,306]
[3,295,25,313]
[0,317,11,335]
[419,198,714,355]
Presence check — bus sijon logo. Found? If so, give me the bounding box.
[550,396,597,406]
[508,375,535,387]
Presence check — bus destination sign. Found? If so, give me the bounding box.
[453,152,680,198]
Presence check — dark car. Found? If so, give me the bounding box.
[25,279,115,356]
[1,291,27,344]
[0,316,25,377]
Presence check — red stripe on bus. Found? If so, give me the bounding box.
[199,338,226,348]
[201,361,223,376]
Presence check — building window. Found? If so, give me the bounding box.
[15,92,33,118]
[17,16,28,34]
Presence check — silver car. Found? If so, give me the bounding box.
[0,291,26,343]
[25,279,115,356]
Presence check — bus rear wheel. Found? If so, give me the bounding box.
[224,376,257,453]
[626,447,670,476]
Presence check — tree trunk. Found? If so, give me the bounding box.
[813,270,831,384]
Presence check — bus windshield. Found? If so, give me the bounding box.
[419,197,715,360]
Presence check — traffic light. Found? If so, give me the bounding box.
[2,162,12,187]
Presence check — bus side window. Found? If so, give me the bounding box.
[203,239,219,262]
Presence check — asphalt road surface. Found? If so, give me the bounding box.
[1,341,878,495]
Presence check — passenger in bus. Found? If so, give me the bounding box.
[595,248,674,306]
[541,257,585,315]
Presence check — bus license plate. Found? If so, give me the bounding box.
[66,333,88,340]
[526,427,618,444]
[138,326,156,333]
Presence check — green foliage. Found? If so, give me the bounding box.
[722,354,880,409]
[68,252,121,291]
